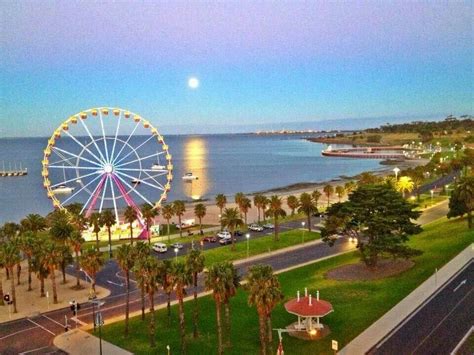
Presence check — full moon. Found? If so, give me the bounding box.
[188,77,199,89]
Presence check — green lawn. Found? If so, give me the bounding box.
[99,217,473,355]
[195,229,320,267]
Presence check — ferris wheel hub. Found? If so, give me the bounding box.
[103,163,114,174]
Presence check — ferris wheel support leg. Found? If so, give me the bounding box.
[85,175,107,218]
[110,174,144,226]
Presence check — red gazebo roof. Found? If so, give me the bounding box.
[284,296,333,317]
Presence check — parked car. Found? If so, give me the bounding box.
[201,236,217,243]
[234,230,243,236]
[219,237,236,245]
[248,224,264,232]
[262,223,274,229]
[171,243,184,250]
[217,231,232,239]
[152,243,168,253]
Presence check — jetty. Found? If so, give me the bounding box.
[1,162,28,177]
[321,146,419,160]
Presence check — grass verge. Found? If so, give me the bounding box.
[98,217,473,355]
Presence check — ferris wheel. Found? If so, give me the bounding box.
[42,107,173,232]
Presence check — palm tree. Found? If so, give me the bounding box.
[335,185,346,202]
[173,200,186,237]
[241,197,252,225]
[205,262,228,355]
[116,244,135,337]
[134,255,161,348]
[261,196,270,223]
[396,176,414,198]
[220,208,244,251]
[79,248,104,294]
[323,184,334,207]
[215,194,227,230]
[18,231,37,291]
[141,204,159,244]
[123,206,138,245]
[298,192,317,232]
[344,180,357,194]
[69,231,85,289]
[31,244,49,297]
[407,171,424,201]
[234,192,245,217]
[170,260,192,353]
[286,195,299,215]
[357,171,381,186]
[159,259,174,326]
[186,249,205,338]
[101,209,116,258]
[20,214,47,235]
[3,243,20,312]
[134,241,150,321]
[311,190,322,209]
[65,203,87,234]
[161,204,174,243]
[194,203,207,234]
[89,212,103,251]
[49,218,74,284]
[222,262,240,348]
[253,194,265,223]
[43,242,62,304]
[265,196,286,241]
[246,264,283,355]
[456,176,474,228]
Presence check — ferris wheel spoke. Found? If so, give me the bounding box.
[115,170,165,192]
[114,173,154,207]
[79,118,107,163]
[117,167,168,174]
[141,170,166,188]
[111,121,141,165]
[60,173,104,206]
[109,111,122,163]
[48,165,100,171]
[49,155,76,167]
[115,151,165,169]
[50,170,101,188]
[63,130,104,165]
[113,135,156,166]
[98,175,109,213]
[108,175,121,223]
[99,111,110,163]
[52,146,102,168]
[80,174,107,215]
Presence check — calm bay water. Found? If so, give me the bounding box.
[0,134,383,223]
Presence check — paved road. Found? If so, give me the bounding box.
[0,199,450,354]
[370,261,474,355]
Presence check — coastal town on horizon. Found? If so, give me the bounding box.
[0,2,472,355]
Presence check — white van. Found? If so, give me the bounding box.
[152,243,168,253]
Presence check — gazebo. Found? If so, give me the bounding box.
[284,288,333,340]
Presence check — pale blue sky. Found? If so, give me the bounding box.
[0,1,472,137]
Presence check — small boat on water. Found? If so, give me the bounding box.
[151,163,166,170]
[131,178,141,184]
[151,153,166,170]
[182,172,198,181]
[52,185,75,194]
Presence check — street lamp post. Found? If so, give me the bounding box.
[430,189,434,204]
[301,222,306,243]
[246,233,250,258]
[174,247,179,262]
[393,167,400,180]
[90,299,105,355]
[218,214,222,231]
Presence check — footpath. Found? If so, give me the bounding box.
[339,243,473,355]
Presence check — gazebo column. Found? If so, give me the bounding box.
[298,316,301,329]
